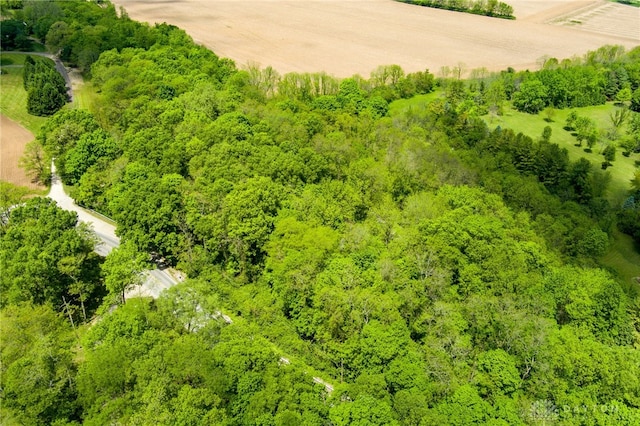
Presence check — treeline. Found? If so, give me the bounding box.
[397,0,515,19]
[3,1,640,424]
[434,49,640,169]
[499,47,640,113]
[22,55,67,116]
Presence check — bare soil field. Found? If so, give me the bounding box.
[111,0,639,77]
[0,115,43,190]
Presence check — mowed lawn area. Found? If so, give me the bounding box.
[391,95,639,205]
[485,103,639,205]
[0,53,48,133]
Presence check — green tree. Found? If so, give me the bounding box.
[574,116,596,147]
[625,112,640,152]
[0,303,80,425]
[609,107,629,131]
[585,129,598,152]
[485,80,507,115]
[108,164,185,260]
[102,241,147,304]
[424,385,493,425]
[45,21,71,54]
[25,59,68,117]
[476,349,522,397]
[19,139,50,185]
[631,170,640,192]
[602,144,616,167]
[329,395,399,426]
[616,87,632,105]
[512,79,548,113]
[23,0,62,40]
[27,81,66,116]
[63,129,120,185]
[619,136,636,156]
[565,110,578,130]
[540,125,552,143]
[0,197,100,312]
[543,106,556,122]
[0,19,30,50]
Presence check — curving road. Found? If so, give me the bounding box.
[41,55,332,388]
[48,162,184,298]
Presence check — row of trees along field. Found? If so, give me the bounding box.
[22,55,68,115]
[2,0,640,424]
[397,0,515,19]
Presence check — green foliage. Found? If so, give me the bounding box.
[476,349,522,397]
[574,115,597,146]
[101,241,147,304]
[107,167,192,267]
[565,110,579,130]
[3,2,640,423]
[512,79,548,114]
[23,55,67,116]
[540,125,552,143]
[0,19,30,50]
[64,129,120,185]
[38,109,101,157]
[631,87,640,112]
[330,395,399,425]
[0,56,49,132]
[0,197,102,315]
[398,0,515,19]
[75,298,329,425]
[602,143,616,167]
[0,303,80,425]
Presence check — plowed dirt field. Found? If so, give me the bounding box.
[0,115,42,190]
[111,0,639,77]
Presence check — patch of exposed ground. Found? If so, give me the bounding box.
[0,115,43,190]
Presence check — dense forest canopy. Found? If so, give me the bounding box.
[2,1,640,425]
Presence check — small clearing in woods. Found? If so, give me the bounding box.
[111,0,640,77]
[0,115,43,191]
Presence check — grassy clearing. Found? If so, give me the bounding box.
[388,92,440,116]
[600,230,640,295]
[0,52,28,66]
[71,79,97,111]
[0,67,47,133]
[484,103,639,205]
